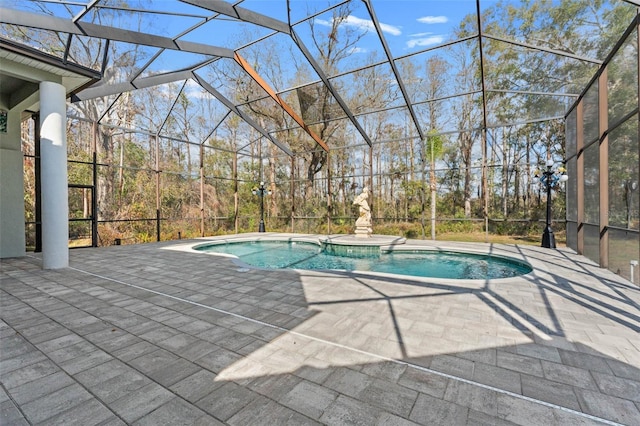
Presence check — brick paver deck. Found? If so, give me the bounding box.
[1,233,639,425]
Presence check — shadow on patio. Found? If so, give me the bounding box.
[1,239,639,425]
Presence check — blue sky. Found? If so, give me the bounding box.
[313,0,477,54]
[126,0,486,87]
[13,0,488,83]
[205,0,482,56]
[316,0,479,54]
[17,0,493,56]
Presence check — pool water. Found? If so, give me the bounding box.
[195,240,532,280]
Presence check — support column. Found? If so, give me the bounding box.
[598,69,609,268]
[576,101,584,255]
[40,81,68,269]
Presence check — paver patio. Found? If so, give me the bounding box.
[1,233,639,425]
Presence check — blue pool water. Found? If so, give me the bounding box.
[195,240,532,280]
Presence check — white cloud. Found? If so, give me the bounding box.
[185,79,212,100]
[406,35,445,48]
[417,16,448,24]
[349,46,367,54]
[315,15,401,36]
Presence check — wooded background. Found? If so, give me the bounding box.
[10,0,637,246]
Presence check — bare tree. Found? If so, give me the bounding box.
[298,4,367,197]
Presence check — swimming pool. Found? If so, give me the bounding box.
[194,240,532,280]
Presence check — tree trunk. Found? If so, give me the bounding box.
[460,132,473,218]
[269,143,278,221]
[430,171,436,240]
[525,134,531,217]
[502,130,508,217]
[233,151,238,233]
[97,130,114,221]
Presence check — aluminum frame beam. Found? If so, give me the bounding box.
[234,52,329,152]
[73,66,294,157]
[0,7,234,58]
[361,0,425,141]
[72,0,101,23]
[179,0,291,34]
[192,71,294,157]
[179,0,373,149]
[289,29,375,147]
[72,70,195,101]
[482,33,603,65]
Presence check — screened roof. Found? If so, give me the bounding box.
[1,0,638,157]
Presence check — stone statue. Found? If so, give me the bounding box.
[353,187,372,237]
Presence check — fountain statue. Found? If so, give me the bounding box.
[353,187,372,238]
[319,185,405,254]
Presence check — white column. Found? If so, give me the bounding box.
[40,81,68,269]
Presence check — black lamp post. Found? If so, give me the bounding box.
[534,159,568,248]
[252,181,271,232]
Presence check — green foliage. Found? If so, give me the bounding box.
[373,221,422,239]
[423,129,445,162]
[437,220,478,234]
[16,1,633,249]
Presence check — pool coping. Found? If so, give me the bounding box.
[165,232,545,285]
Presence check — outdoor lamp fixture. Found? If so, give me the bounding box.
[252,181,272,232]
[533,159,569,248]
